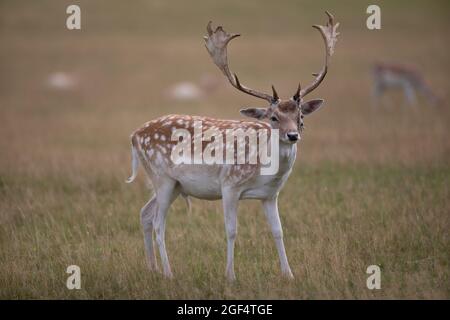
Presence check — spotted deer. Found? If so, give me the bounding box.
[127,12,339,280]
[372,62,440,107]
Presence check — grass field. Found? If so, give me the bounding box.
[0,0,449,299]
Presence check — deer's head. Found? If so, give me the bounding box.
[204,12,339,144]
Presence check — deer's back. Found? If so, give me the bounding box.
[131,114,280,199]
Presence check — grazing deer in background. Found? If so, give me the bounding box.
[126,12,339,280]
[372,62,440,107]
[165,73,222,101]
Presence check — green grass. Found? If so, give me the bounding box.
[0,164,448,299]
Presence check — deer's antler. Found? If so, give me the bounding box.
[204,21,278,103]
[298,11,340,99]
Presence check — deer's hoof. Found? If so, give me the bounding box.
[282,270,294,280]
[226,272,237,282]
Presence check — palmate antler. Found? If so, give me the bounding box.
[294,11,340,100]
[205,12,339,103]
[204,21,279,103]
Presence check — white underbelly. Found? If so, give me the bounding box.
[382,73,408,87]
[171,165,223,200]
[172,167,286,200]
[179,180,222,200]
[169,143,295,201]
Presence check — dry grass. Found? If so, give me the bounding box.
[0,0,449,299]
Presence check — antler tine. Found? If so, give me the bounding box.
[272,85,279,101]
[292,83,301,101]
[204,21,276,103]
[300,11,339,98]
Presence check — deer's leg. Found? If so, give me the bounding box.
[418,82,440,106]
[222,187,240,281]
[262,197,294,279]
[403,82,417,106]
[371,82,384,107]
[154,178,179,278]
[140,196,158,271]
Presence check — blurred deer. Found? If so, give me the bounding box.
[165,73,222,101]
[372,62,440,107]
[127,12,339,280]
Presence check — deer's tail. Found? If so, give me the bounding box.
[126,135,140,183]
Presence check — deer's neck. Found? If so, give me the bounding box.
[277,141,297,177]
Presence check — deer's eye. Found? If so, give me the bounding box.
[270,116,278,122]
[300,122,305,131]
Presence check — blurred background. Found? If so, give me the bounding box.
[0,0,449,299]
[1,0,449,171]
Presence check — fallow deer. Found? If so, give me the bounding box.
[372,62,440,107]
[127,12,339,280]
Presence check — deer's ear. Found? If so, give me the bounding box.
[301,99,324,115]
[240,108,267,119]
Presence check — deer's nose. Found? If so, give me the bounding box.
[287,132,299,142]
